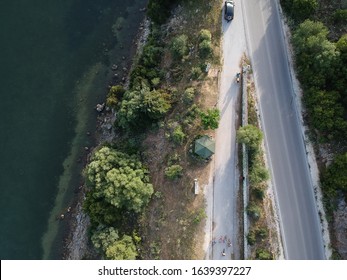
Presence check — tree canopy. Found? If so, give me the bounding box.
[321,153,347,198]
[292,20,339,88]
[86,147,153,213]
[200,108,220,130]
[237,125,263,150]
[91,227,137,260]
[117,83,171,129]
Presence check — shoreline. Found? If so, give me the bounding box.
[61,16,150,260]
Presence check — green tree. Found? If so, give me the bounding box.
[83,193,120,226]
[106,85,125,108]
[91,227,137,260]
[172,125,185,145]
[200,108,220,130]
[292,20,339,88]
[237,125,263,150]
[117,84,171,128]
[191,66,202,80]
[182,87,195,105]
[199,40,213,58]
[170,34,188,59]
[86,147,153,213]
[91,227,119,251]
[142,89,171,120]
[321,153,347,198]
[304,89,347,140]
[292,0,318,22]
[105,235,137,260]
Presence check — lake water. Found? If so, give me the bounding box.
[0,0,147,259]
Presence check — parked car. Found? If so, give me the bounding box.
[224,0,234,22]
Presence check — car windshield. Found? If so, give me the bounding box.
[226,3,233,15]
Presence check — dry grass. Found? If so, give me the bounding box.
[139,0,222,259]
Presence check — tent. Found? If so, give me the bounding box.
[194,135,215,159]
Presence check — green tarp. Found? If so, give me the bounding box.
[194,135,215,159]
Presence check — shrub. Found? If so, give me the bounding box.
[321,152,347,199]
[199,40,213,58]
[237,125,263,150]
[191,66,202,80]
[199,29,212,42]
[256,249,273,260]
[246,203,261,220]
[247,231,256,245]
[200,108,220,130]
[253,186,265,200]
[249,163,269,185]
[106,85,125,108]
[333,9,347,25]
[171,34,188,59]
[165,164,183,179]
[91,227,137,260]
[183,87,195,105]
[172,125,185,145]
[256,228,268,239]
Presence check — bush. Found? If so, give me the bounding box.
[183,87,195,105]
[321,152,347,199]
[246,203,261,220]
[171,34,188,59]
[256,249,273,260]
[253,186,265,200]
[256,228,268,239]
[247,231,256,245]
[237,125,263,150]
[249,163,270,185]
[199,40,213,58]
[165,164,183,179]
[333,9,347,25]
[199,29,212,42]
[191,66,202,80]
[172,125,185,145]
[106,85,125,108]
[91,227,137,260]
[117,85,171,129]
[200,108,220,130]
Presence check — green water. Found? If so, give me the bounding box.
[0,0,147,259]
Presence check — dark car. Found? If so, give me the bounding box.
[224,0,234,21]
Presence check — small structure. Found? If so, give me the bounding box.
[194,135,215,159]
[194,178,199,195]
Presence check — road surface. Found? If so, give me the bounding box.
[241,0,325,259]
[210,1,246,260]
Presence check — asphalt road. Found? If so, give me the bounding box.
[241,0,325,259]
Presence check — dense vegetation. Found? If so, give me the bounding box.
[84,0,222,259]
[83,147,153,259]
[281,0,347,257]
[237,124,271,259]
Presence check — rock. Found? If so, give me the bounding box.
[111,64,118,70]
[84,146,89,151]
[96,103,105,112]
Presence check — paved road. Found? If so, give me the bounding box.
[242,0,325,259]
[210,1,246,260]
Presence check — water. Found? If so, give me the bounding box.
[0,0,147,259]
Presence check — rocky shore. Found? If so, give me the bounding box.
[62,16,150,260]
